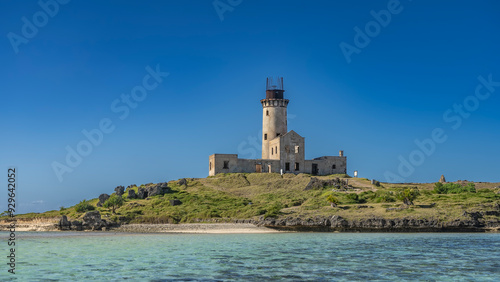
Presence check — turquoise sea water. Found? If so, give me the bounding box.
[2,232,500,281]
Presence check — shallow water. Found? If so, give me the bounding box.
[3,232,500,281]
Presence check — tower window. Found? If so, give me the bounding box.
[295,146,300,154]
[295,162,300,171]
[276,133,280,137]
[209,162,212,170]
[264,134,267,140]
[223,161,229,169]
[271,148,273,155]
[285,162,290,171]
[285,146,290,153]
[275,146,278,154]
[266,110,269,116]
[332,164,336,169]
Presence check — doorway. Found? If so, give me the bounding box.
[255,164,262,173]
[312,163,318,175]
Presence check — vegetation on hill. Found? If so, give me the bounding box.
[3,173,500,225]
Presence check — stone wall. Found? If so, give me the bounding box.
[209,154,346,176]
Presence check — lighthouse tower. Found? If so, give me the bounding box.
[261,77,289,159]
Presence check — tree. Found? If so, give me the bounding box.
[395,187,420,206]
[103,194,124,214]
[326,194,340,207]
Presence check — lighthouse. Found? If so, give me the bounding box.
[208,77,346,177]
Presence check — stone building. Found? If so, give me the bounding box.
[209,77,346,176]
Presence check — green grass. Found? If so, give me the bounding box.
[3,174,500,224]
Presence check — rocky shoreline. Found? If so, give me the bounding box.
[2,211,500,233]
[251,215,500,232]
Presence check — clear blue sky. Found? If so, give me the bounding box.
[1,0,499,213]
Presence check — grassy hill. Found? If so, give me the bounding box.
[5,173,500,225]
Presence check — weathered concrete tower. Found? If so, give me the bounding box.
[261,77,289,159]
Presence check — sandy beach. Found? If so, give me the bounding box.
[0,220,281,233]
[113,223,281,233]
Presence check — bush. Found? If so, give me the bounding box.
[434,182,476,194]
[395,187,420,205]
[326,194,340,207]
[75,200,95,213]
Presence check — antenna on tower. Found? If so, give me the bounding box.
[266,76,284,90]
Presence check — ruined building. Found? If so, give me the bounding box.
[209,77,346,176]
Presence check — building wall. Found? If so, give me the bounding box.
[210,154,282,175]
[304,156,347,175]
[237,158,281,174]
[268,137,281,160]
[209,154,238,176]
[210,154,346,176]
[281,131,305,173]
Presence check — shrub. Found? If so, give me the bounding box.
[326,194,340,207]
[395,187,420,205]
[75,200,95,213]
[434,182,476,194]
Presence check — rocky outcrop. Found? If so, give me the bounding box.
[56,211,118,231]
[137,188,148,199]
[136,183,170,199]
[59,215,71,230]
[127,189,137,199]
[170,199,182,206]
[114,186,125,196]
[178,178,187,186]
[304,177,349,191]
[148,185,164,197]
[97,194,110,207]
[253,214,500,232]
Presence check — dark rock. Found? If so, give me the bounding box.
[170,199,182,206]
[97,194,110,207]
[114,186,125,196]
[160,182,170,193]
[137,188,148,199]
[304,177,348,191]
[59,215,71,230]
[178,178,187,186]
[70,220,83,231]
[82,210,104,230]
[127,189,137,199]
[148,185,163,197]
[331,215,348,228]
